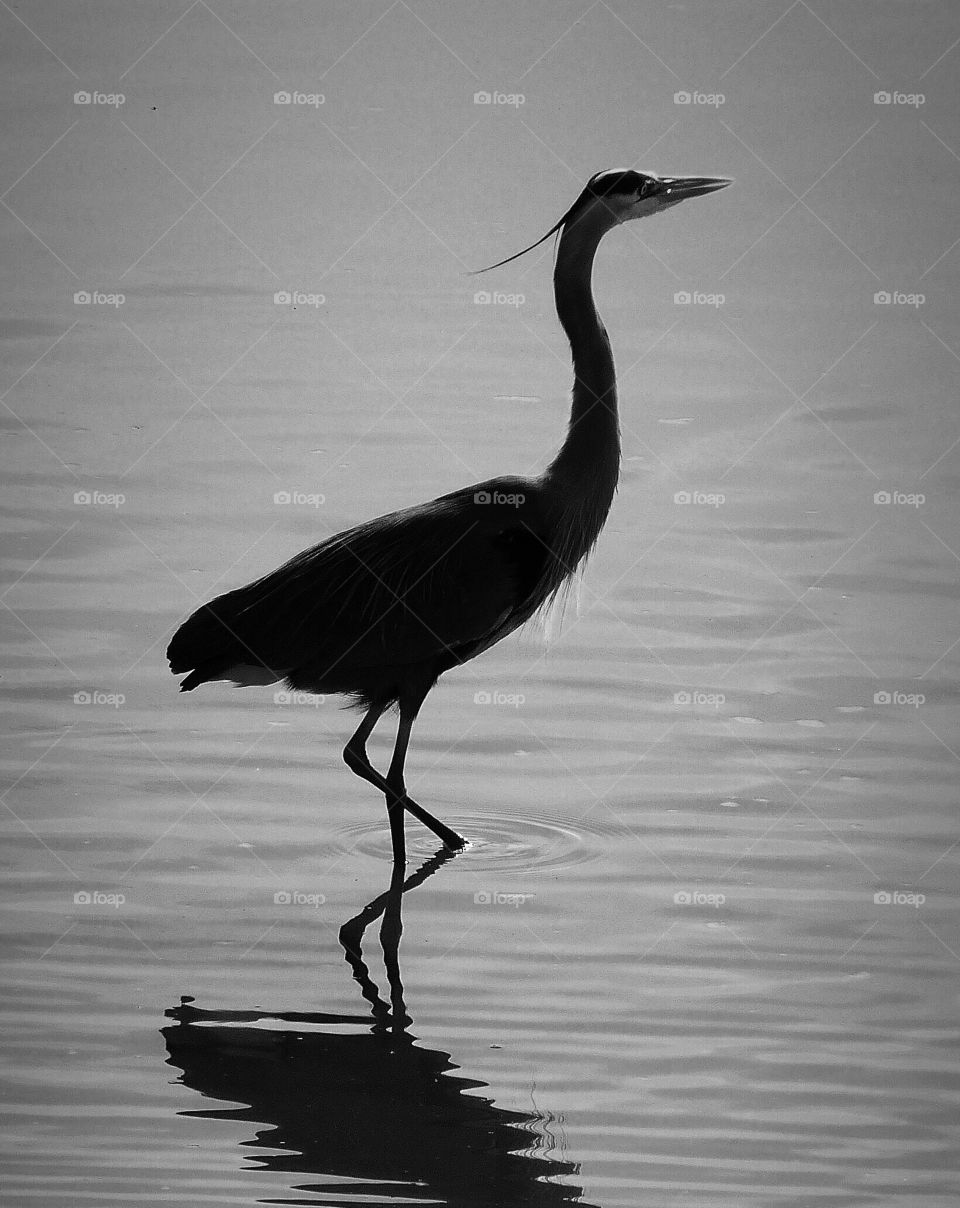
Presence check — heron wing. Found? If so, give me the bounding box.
[167,479,548,683]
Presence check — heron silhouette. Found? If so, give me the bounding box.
[167,169,731,863]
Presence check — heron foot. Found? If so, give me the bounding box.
[396,789,465,851]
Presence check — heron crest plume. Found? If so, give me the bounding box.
[472,168,732,273]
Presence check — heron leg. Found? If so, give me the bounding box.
[343,700,465,857]
[386,693,465,853]
[342,701,390,790]
[342,702,406,863]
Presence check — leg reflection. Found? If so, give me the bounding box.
[162,845,595,1206]
[339,846,456,1035]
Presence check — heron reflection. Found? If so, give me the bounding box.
[163,850,596,1206]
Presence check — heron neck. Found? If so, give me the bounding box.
[545,212,621,518]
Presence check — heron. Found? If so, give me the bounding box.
[167,169,731,864]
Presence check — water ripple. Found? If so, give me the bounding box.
[322,809,620,873]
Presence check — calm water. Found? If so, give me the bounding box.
[4,3,960,1202]
[4,282,958,1204]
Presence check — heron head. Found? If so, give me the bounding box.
[473,169,731,273]
[583,168,733,223]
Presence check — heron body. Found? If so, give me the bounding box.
[167,169,731,862]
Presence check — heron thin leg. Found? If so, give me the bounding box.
[343,702,389,785]
[343,703,465,855]
[386,696,465,852]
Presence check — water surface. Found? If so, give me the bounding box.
[3,2,959,1204]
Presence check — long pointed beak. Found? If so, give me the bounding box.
[654,176,733,200]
